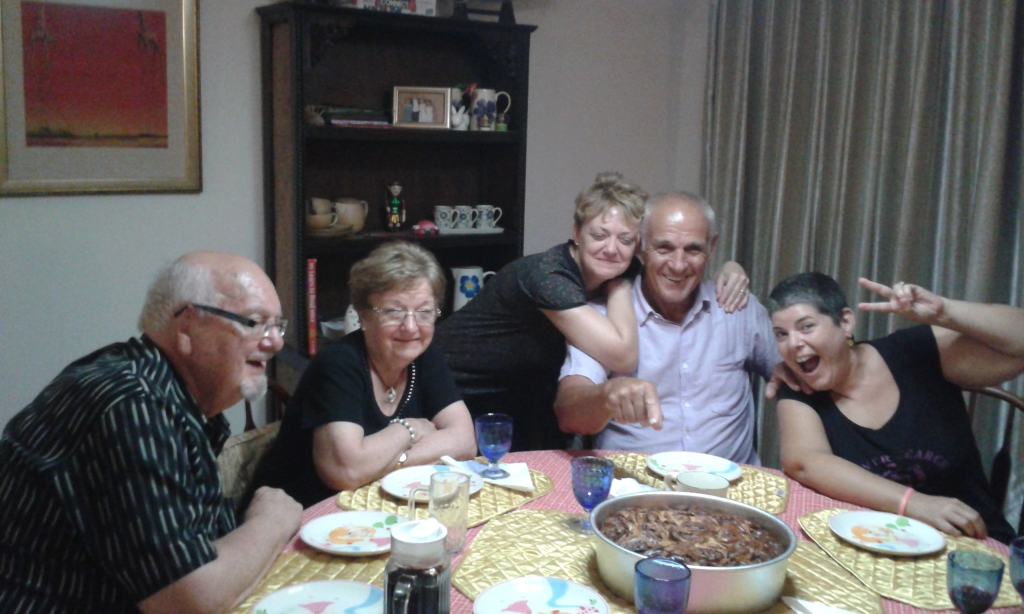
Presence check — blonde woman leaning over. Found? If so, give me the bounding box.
[769,272,1024,542]
[434,172,750,451]
[252,242,476,507]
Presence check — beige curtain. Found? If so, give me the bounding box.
[704,0,1024,526]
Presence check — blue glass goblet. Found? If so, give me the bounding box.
[947,550,1004,614]
[635,557,691,614]
[473,413,512,479]
[1010,537,1024,600]
[570,456,614,534]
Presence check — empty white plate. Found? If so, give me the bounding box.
[299,511,403,556]
[646,451,743,482]
[251,580,383,613]
[828,510,945,556]
[380,464,484,501]
[473,576,609,614]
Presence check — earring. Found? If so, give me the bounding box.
[847,336,855,347]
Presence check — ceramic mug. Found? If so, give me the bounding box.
[470,88,511,131]
[306,212,338,231]
[475,204,502,228]
[309,197,333,215]
[664,471,730,498]
[453,205,479,230]
[451,266,495,311]
[434,206,456,230]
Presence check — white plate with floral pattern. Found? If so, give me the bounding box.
[473,576,609,614]
[299,511,403,556]
[251,580,383,613]
[380,464,484,501]
[828,510,945,556]
[646,451,743,482]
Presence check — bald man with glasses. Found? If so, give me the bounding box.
[0,251,301,613]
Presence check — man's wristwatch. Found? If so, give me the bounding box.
[397,451,408,467]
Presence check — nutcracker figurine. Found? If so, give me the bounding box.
[384,181,406,232]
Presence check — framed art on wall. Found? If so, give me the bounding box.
[0,0,200,196]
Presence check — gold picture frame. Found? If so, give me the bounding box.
[392,86,450,130]
[0,0,201,196]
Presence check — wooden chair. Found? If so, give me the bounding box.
[966,386,1024,531]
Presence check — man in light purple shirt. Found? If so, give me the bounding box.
[554,192,779,464]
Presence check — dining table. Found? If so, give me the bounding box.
[235,449,1019,613]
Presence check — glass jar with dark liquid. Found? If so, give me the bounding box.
[385,518,451,614]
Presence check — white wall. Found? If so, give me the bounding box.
[0,1,269,430]
[0,1,710,431]
[518,0,709,254]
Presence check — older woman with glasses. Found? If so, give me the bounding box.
[252,241,476,507]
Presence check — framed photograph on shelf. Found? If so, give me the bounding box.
[392,86,450,130]
[0,0,200,196]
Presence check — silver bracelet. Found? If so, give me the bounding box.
[390,417,417,444]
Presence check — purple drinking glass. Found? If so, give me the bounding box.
[635,557,691,614]
[473,413,512,479]
[570,456,613,534]
[947,550,1003,614]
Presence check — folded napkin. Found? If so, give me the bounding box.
[439,455,535,493]
[609,477,658,498]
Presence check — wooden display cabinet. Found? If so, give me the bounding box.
[257,2,535,382]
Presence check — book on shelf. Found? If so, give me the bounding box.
[306,105,391,127]
[327,118,391,128]
[323,108,389,120]
[306,258,317,356]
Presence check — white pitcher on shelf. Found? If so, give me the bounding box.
[343,304,361,334]
[451,266,495,311]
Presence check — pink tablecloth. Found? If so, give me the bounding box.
[293,450,1012,613]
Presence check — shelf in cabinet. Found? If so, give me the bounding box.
[305,125,520,144]
[303,230,520,256]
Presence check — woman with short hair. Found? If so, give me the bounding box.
[769,272,1024,542]
[252,241,476,507]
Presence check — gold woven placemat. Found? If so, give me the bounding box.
[454,509,880,614]
[336,468,553,527]
[799,508,1022,610]
[607,452,789,515]
[232,549,386,613]
[764,543,883,614]
[452,509,633,613]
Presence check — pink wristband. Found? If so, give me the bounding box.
[898,487,914,516]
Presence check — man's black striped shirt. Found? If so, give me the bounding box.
[0,336,235,612]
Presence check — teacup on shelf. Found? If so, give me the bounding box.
[306,212,338,231]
